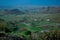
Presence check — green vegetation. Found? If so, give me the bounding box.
[0,14,60,40]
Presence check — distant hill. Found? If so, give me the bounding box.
[0,6,60,15]
[24,6,60,14]
[0,9,25,15]
[9,9,25,15]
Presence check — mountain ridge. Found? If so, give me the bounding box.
[0,6,60,15]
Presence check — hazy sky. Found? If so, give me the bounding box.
[0,0,60,6]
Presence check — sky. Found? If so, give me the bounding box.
[0,0,60,7]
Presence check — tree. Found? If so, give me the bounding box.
[0,22,12,33]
